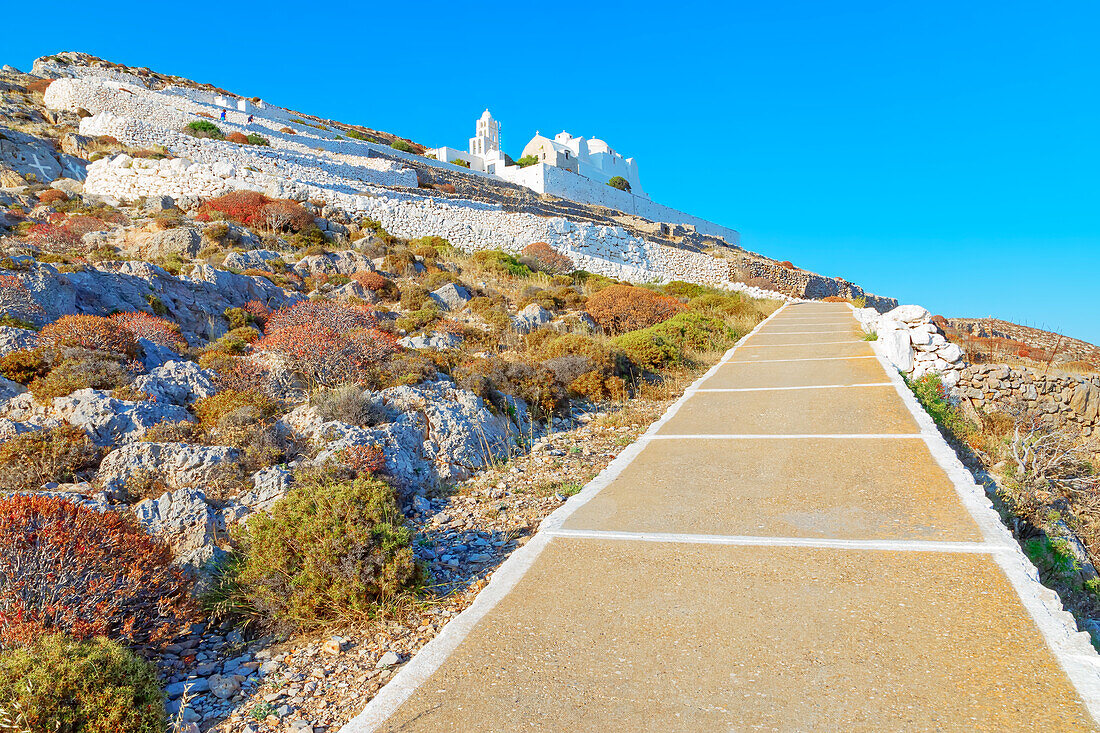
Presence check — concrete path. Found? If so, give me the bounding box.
[345,302,1100,732]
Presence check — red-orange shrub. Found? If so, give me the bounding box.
[26,223,81,252]
[226,131,250,144]
[353,271,388,291]
[256,301,398,387]
[779,260,796,270]
[37,189,68,204]
[204,191,272,225]
[521,242,574,275]
[25,78,54,95]
[336,444,385,476]
[62,215,109,238]
[585,284,686,335]
[0,495,192,647]
[38,315,139,357]
[242,299,271,326]
[110,312,187,351]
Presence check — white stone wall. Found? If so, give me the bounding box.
[855,305,966,387]
[498,164,739,244]
[46,64,771,295]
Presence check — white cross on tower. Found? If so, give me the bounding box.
[25,154,54,182]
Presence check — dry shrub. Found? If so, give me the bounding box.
[352,271,398,300]
[110,312,186,351]
[455,356,565,418]
[242,300,271,326]
[0,348,50,384]
[0,494,192,647]
[0,275,45,324]
[38,315,138,357]
[520,242,574,275]
[37,189,69,205]
[334,444,386,477]
[586,284,685,335]
[140,419,203,444]
[257,301,398,388]
[203,191,271,225]
[0,424,99,491]
[226,131,250,144]
[258,199,314,232]
[29,349,131,402]
[779,260,796,269]
[24,78,54,95]
[310,384,384,426]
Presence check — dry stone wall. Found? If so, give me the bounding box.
[741,260,897,311]
[957,365,1100,452]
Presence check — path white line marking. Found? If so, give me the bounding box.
[751,330,858,335]
[339,303,797,732]
[549,528,1005,554]
[720,355,879,364]
[857,303,1100,719]
[650,433,924,440]
[737,340,864,347]
[693,383,893,393]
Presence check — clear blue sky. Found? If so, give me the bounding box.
[7,1,1099,342]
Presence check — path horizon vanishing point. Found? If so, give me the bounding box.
[343,302,1100,732]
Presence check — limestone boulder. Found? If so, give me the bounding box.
[398,332,462,350]
[132,360,217,406]
[884,304,931,324]
[292,250,374,277]
[136,227,201,258]
[0,125,86,183]
[0,326,37,357]
[223,249,282,272]
[429,283,472,311]
[512,303,552,334]
[98,442,240,496]
[131,488,221,571]
[2,388,194,446]
[878,325,914,373]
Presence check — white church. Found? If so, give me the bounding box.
[427,110,646,197]
[423,110,738,245]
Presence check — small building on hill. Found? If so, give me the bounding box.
[520,131,644,196]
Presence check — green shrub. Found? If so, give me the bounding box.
[650,312,736,353]
[470,250,532,278]
[612,329,680,370]
[515,154,538,168]
[223,307,257,331]
[390,139,416,153]
[607,175,631,192]
[0,634,164,733]
[184,120,224,139]
[664,280,706,299]
[905,374,975,445]
[235,470,419,624]
[0,423,99,491]
[246,133,270,146]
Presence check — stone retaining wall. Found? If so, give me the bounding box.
[957,365,1100,439]
[742,260,898,311]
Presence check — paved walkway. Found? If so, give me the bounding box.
[345,302,1100,732]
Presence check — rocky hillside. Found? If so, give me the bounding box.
[0,51,805,733]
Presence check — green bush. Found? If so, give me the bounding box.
[470,250,532,278]
[664,280,706,299]
[515,154,538,168]
[905,374,975,445]
[612,329,680,370]
[235,470,419,624]
[451,158,471,168]
[607,175,631,192]
[184,120,223,139]
[390,139,416,153]
[246,133,270,146]
[0,634,164,733]
[611,312,734,370]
